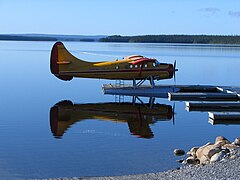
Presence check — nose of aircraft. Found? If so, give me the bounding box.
[169,64,174,78]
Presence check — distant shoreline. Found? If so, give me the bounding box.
[100,35,240,45]
[0,34,106,42]
[1,34,240,45]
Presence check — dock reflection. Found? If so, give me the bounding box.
[50,100,173,139]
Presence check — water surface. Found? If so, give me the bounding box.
[0,41,240,179]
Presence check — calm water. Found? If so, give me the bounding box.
[1,41,240,179]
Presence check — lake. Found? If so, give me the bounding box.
[0,41,240,179]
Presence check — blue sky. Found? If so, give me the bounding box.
[1,0,240,35]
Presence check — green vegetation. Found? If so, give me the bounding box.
[1,34,240,44]
[99,35,240,44]
[0,34,104,42]
[0,35,57,41]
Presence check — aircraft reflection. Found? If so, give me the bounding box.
[50,100,173,139]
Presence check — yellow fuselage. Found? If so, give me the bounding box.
[50,42,174,81]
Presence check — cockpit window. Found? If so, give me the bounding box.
[155,60,160,66]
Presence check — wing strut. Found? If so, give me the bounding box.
[133,75,155,88]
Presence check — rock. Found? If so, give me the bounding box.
[215,136,231,146]
[181,160,187,165]
[207,146,222,158]
[210,151,225,163]
[223,143,238,149]
[186,156,200,165]
[196,148,209,164]
[230,155,237,159]
[201,142,213,148]
[187,147,199,158]
[177,159,184,163]
[233,137,240,146]
[196,143,222,164]
[174,149,185,156]
[178,136,240,167]
[196,146,206,164]
[222,148,230,153]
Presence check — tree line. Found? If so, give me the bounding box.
[99,35,240,44]
[0,35,96,42]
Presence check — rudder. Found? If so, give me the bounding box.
[50,41,73,81]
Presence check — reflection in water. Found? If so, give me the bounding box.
[50,100,173,139]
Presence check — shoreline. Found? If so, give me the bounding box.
[47,136,240,180]
[1,34,240,46]
[47,153,240,180]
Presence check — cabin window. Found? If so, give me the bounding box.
[134,65,138,68]
[144,64,148,68]
[130,64,133,68]
[116,65,119,69]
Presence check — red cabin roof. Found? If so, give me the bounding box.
[130,57,156,65]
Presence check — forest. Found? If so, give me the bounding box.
[0,35,98,42]
[1,34,240,44]
[99,35,240,44]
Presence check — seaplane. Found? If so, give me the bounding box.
[50,42,177,87]
[50,100,173,139]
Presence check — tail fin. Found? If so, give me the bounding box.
[50,42,90,81]
[50,100,74,138]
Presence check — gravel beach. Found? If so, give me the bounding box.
[47,150,240,180]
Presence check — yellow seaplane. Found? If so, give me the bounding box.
[50,100,173,139]
[50,42,177,87]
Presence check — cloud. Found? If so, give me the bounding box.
[229,11,240,18]
[199,8,220,14]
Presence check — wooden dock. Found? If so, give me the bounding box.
[102,84,181,98]
[103,84,240,101]
[209,112,240,120]
[102,84,240,125]
[168,92,238,101]
[186,102,240,112]
[209,112,240,124]
[209,118,240,125]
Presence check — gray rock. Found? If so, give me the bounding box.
[207,146,222,159]
[174,149,185,156]
[187,147,199,158]
[196,144,221,164]
[233,137,240,146]
[186,156,200,165]
[215,136,231,146]
[210,151,225,163]
[230,155,237,159]
[177,159,184,163]
[223,143,238,149]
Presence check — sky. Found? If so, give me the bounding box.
[0,0,240,35]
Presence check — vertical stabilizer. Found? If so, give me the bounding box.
[50,42,74,81]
